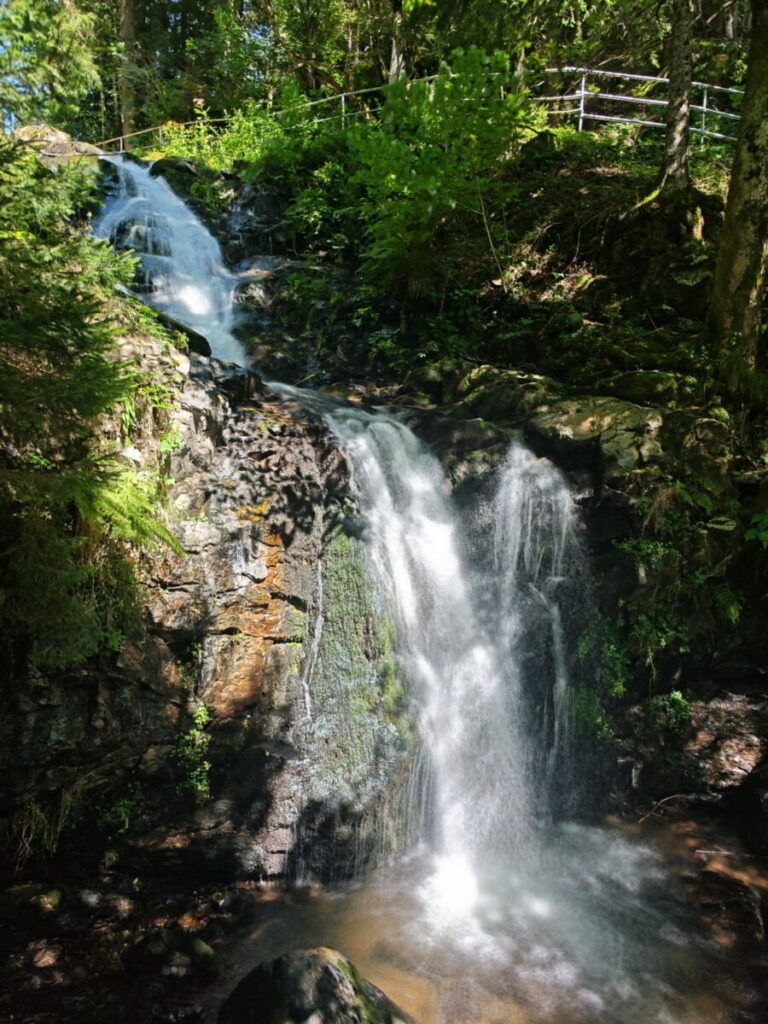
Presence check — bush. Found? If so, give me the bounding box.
[0,140,180,670]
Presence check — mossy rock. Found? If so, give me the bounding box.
[218,947,415,1024]
[604,370,679,405]
[306,532,412,807]
[454,365,565,423]
[149,156,199,198]
[529,395,664,481]
[406,357,469,404]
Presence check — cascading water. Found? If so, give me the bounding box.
[94,156,247,365]
[269,385,729,1023]
[94,171,757,1024]
[271,388,582,880]
[491,443,589,817]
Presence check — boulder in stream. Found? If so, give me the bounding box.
[218,947,415,1024]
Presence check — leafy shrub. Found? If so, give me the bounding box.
[0,140,180,671]
[648,689,692,735]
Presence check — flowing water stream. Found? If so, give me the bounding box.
[264,386,730,1024]
[94,156,247,365]
[95,159,761,1024]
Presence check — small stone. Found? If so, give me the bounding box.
[79,889,101,909]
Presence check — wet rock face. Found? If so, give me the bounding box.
[0,340,413,881]
[627,693,768,797]
[218,947,414,1024]
[134,359,413,879]
[226,183,291,261]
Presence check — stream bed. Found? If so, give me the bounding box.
[199,816,767,1024]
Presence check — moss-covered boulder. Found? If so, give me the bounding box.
[149,155,199,196]
[453,365,566,423]
[604,369,681,405]
[451,365,664,485]
[218,947,415,1024]
[529,395,664,484]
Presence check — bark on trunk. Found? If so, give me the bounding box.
[660,0,696,194]
[389,0,406,82]
[118,0,136,139]
[706,0,768,371]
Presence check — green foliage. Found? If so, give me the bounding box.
[348,47,532,296]
[0,0,100,124]
[570,686,615,742]
[648,689,692,735]
[576,613,630,698]
[615,471,745,676]
[0,141,180,671]
[573,613,630,741]
[97,780,145,839]
[159,430,183,453]
[746,512,768,549]
[173,704,212,799]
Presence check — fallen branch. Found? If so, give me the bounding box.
[638,793,688,823]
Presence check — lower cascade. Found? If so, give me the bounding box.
[268,385,717,1024]
[87,165,756,1024]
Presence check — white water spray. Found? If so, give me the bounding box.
[268,386,721,1023]
[94,156,247,365]
[271,388,583,904]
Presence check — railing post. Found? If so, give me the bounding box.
[700,85,708,146]
[578,73,587,131]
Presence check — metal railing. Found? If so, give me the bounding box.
[92,78,442,151]
[91,66,744,153]
[539,66,743,142]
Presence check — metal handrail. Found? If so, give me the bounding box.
[92,75,439,150]
[546,66,742,143]
[556,65,744,95]
[91,65,745,153]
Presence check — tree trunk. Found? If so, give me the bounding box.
[660,0,696,194]
[118,0,136,139]
[389,0,406,82]
[706,0,768,372]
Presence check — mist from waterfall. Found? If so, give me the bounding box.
[94,155,247,366]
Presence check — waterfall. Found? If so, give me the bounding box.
[94,156,247,366]
[271,386,588,912]
[267,387,719,1023]
[94,173,731,1022]
[491,443,589,816]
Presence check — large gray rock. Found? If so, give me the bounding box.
[218,947,414,1024]
[13,124,105,167]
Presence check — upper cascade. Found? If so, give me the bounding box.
[94,155,247,366]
